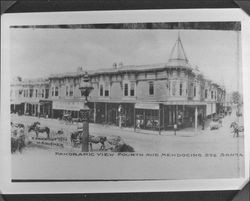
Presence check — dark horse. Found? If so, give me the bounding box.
[28,121,50,139]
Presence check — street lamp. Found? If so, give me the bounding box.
[79,71,93,152]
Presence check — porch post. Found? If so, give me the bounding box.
[195,106,198,131]
[105,102,108,124]
[159,104,161,135]
[162,105,165,130]
[134,104,136,132]
[24,103,27,114]
[93,102,96,123]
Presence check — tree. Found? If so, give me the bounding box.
[231,91,241,104]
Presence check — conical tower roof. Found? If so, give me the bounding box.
[167,33,191,69]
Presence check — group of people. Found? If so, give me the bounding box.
[11,122,26,153]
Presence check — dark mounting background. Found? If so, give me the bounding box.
[1,0,249,201]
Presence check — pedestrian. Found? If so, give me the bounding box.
[174,124,177,135]
[201,118,205,130]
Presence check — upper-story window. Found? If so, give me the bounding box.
[194,86,196,97]
[172,81,176,96]
[99,84,104,96]
[55,87,59,96]
[123,81,136,97]
[51,86,59,97]
[104,82,109,97]
[41,89,45,98]
[66,86,69,96]
[205,89,208,99]
[29,89,33,98]
[35,89,38,97]
[124,83,129,96]
[149,81,154,96]
[211,91,214,99]
[179,83,183,96]
[69,85,74,96]
[51,86,55,97]
[130,82,135,96]
[45,88,49,99]
[99,82,110,97]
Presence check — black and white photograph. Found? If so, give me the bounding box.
[1,9,249,193]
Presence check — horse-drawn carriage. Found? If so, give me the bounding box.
[62,113,73,123]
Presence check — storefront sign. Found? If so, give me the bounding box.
[30,137,64,148]
[53,101,83,111]
[135,103,159,110]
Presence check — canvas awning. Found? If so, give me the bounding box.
[135,103,159,110]
[162,101,206,106]
[53,100,83,111]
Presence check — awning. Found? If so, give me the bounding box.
[53,100,83,111]
[162,101,206,106]
[135,103,159,110]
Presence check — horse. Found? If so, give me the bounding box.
[28,122,50,139]
[230,121,244,137]
[70,132,107,151]
[89,135,107,151]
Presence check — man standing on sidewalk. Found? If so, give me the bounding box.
[201,117,205,130]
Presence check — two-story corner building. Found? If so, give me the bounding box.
[10,77,52,117]
[48,35,225,132]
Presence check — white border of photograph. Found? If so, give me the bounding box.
[1,8,250,193]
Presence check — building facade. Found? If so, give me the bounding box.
[10,77,52,117]
[11,35,226,132]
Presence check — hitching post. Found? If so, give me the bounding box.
[79,72,93,152]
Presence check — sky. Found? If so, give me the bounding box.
[10,27,242,92]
